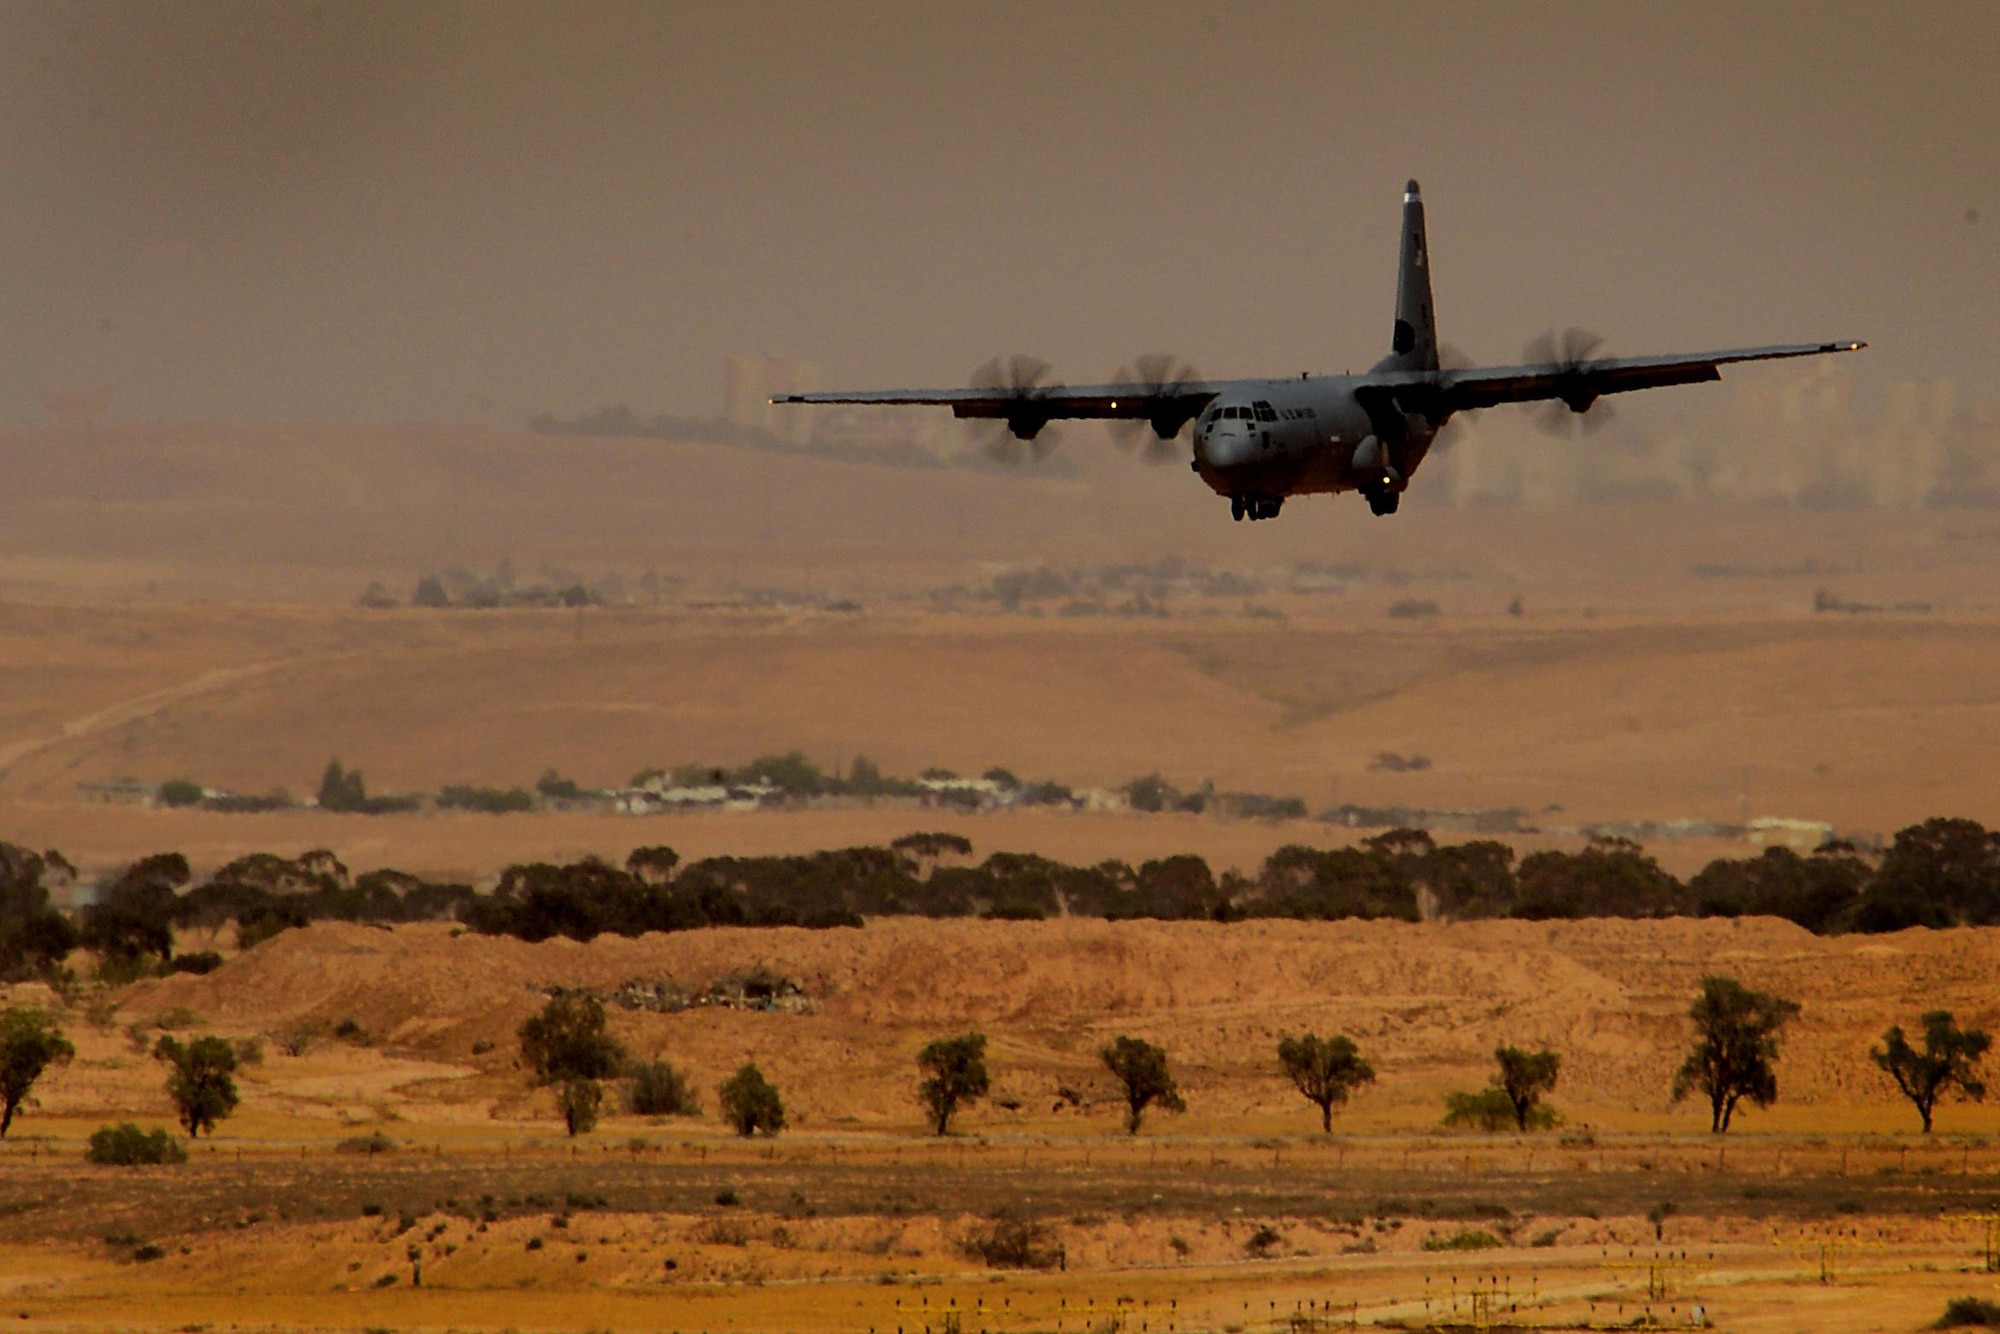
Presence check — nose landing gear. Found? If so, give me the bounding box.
[1230,495,1284,522]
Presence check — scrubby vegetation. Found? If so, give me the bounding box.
[1940,1297,2000,1328]
[718,1063,785,1137]
[626,1059,700,1117]
[85,1123,186,1166]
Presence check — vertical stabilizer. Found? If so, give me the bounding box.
[1375,179,1439,374]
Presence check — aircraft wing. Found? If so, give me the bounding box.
[772,381,1223,423]
[1435,340,1866,412]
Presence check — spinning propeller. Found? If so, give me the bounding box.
[965,354,1063,463]
[1108,352,1204,464]
[1521,326,1616,435]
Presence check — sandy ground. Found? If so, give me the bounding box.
[5,918,2000,1331]
[3,602,2000,886]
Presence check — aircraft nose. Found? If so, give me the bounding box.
[1198,428,1253,469]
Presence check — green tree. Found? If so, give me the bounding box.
[1671,976,1800,1132]
[1100,1035,1185,1134]
[157,778,204,808]
[519,994,624,1136]
[536,769,584,801]
[81,853,188,966]
[316,760,367,813]
[718,1063,785,1137]
[0,1007,74,1136]
[555,1078,603,1135]
[1276,1033,1375,1132]
[519,994,626,1084]
[1123,773,1176,813]
[0,844,79,981]
[1872,1011,1992,1133]
[1493,1046,1562,1132]
[916,1032,990,1135]
[154,1034,239,1137]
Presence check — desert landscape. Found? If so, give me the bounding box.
[3,6,1997,1327]
[2,416,2000,1333]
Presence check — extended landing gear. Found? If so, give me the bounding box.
[1364,489,1400,516]
[1230,495,1284,522]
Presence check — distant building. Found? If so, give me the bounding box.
[1747,817,1835,850]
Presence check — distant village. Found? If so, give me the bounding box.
[80,754,1845,851]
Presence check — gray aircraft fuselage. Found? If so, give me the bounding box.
[1187,374,1422,505]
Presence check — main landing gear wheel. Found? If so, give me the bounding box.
[1366,490,1400,516]
[1231,495,1284,521]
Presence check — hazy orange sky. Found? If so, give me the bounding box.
[0,1,1992,425]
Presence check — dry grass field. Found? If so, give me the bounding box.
[6,421,2000,1329]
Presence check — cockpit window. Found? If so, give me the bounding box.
[1253,400,1278,422]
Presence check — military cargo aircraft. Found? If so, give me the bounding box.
[774,181,1863,521]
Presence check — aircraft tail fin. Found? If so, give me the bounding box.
[1374,179,1439,374]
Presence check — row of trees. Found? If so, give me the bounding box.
[0,980,1985,1145]
[7,818,2000,985]
[506,978,1990,1142]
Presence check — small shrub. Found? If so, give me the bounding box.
[337,1131,397,1156]
[626,1059,699,1117]
[1244,1225,1283,1258]
[1939,1297,2000,1327]
[717,1063,785,1137]
[158,779,205,808]
[1422,1228,1504,1252]
[525,1236,544,1251]
[714,1187,739,1207]
[170,952,223,975]
[132,1242,166,1262]
[1442,1087,1558,1132]
[556,1078,603,1136]
[360,1202,383,1217]
[86,1123,186,1166]
[231,1037,264,1066]
[332,1017,369,1043]
[959,1217,1063,1270]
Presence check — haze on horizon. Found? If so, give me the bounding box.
[0,0,1992,430]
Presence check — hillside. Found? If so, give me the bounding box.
[70,915,2000,1137]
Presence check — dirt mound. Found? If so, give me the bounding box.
[115,915,2000,1131]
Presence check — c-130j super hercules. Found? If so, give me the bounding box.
[775,181,1864,522]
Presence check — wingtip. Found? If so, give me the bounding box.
[1405,178,1421,201]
